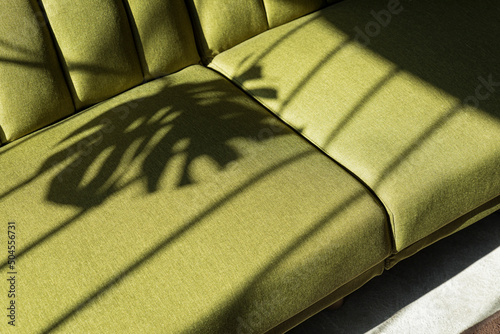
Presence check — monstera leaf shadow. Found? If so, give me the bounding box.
[36,74,282,209]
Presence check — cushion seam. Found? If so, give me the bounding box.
[209,60,396,251]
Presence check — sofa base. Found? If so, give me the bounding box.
[266,260,386,333]
[326,297,345,310]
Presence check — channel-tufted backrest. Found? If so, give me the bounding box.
[186,0,269,63]
[124,0,200,81]
[0,0,330,145]
[263,0,332,28]
[0,0,200,144]
[0,0,74,143]
[40,0,201,109]
[40,0,144,110]
[186,0,334,62]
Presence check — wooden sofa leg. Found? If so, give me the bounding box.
[327,298,345,311]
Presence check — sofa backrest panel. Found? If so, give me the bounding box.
[186,0,338,63]
[263,0,331,28]
[123,0,200,81]
[186,0,269,62]
[40,0,144,110]
[0,0,74,143]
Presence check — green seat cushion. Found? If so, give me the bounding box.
[0,65,390,332]
[124,0,200,81]
[41,0,143,109]
[209,0,500,251]
[0,0,73,143]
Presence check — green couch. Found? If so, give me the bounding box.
[0,0,498,332]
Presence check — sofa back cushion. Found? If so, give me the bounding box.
[38,0,202,111]
[263,0,332,28]
[186,0,269,62]
[40,0,144,110]
[186,0,335,62]
[0,0,74,143]
[124,0,200,81]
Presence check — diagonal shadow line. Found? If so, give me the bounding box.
[0,103,83,154]
[0,54,129,77]
[0,127,104,199]
[322,67,400,148]
[275,38,350,116]
[0,38,37,55]
[0,172,153,272]
[0,56,45,68]
[371,102,462,190]
[0,210,88,270]
[0,140,97,202]
[234,13,318,77]
[40,149,314,334]
[186,188,377,332]
[0,173,40,202]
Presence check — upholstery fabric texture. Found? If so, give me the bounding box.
[41,0,143,109]
[0,0,73,143]
[385,196,500,269]
[269,261,385,333]
[209,0,500,251]
[263,0,330,28]
[186,0,269,62]
[0,65,390,333]
[123,0,200,81]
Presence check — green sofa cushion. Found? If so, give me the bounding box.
[124,0,200,81]
[0,0,74,143]
[0,65,390,332]
[186,0,269,62]
[263,0,330,28]
[186,0,338,63]
[209,0,500,251]
[41,0,143,109]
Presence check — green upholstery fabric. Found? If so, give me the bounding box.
[209,0,500,251]
[41,0,143,109]
[0,0,73,143]
[186,0,268,62]
[124,0,200,81]
[0,65,390,333]
[263,0,330,28]
[385,197,500,269]
[184,0,338,62]
[271,261,385,333]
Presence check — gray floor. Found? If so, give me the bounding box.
[290,210,500,334]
